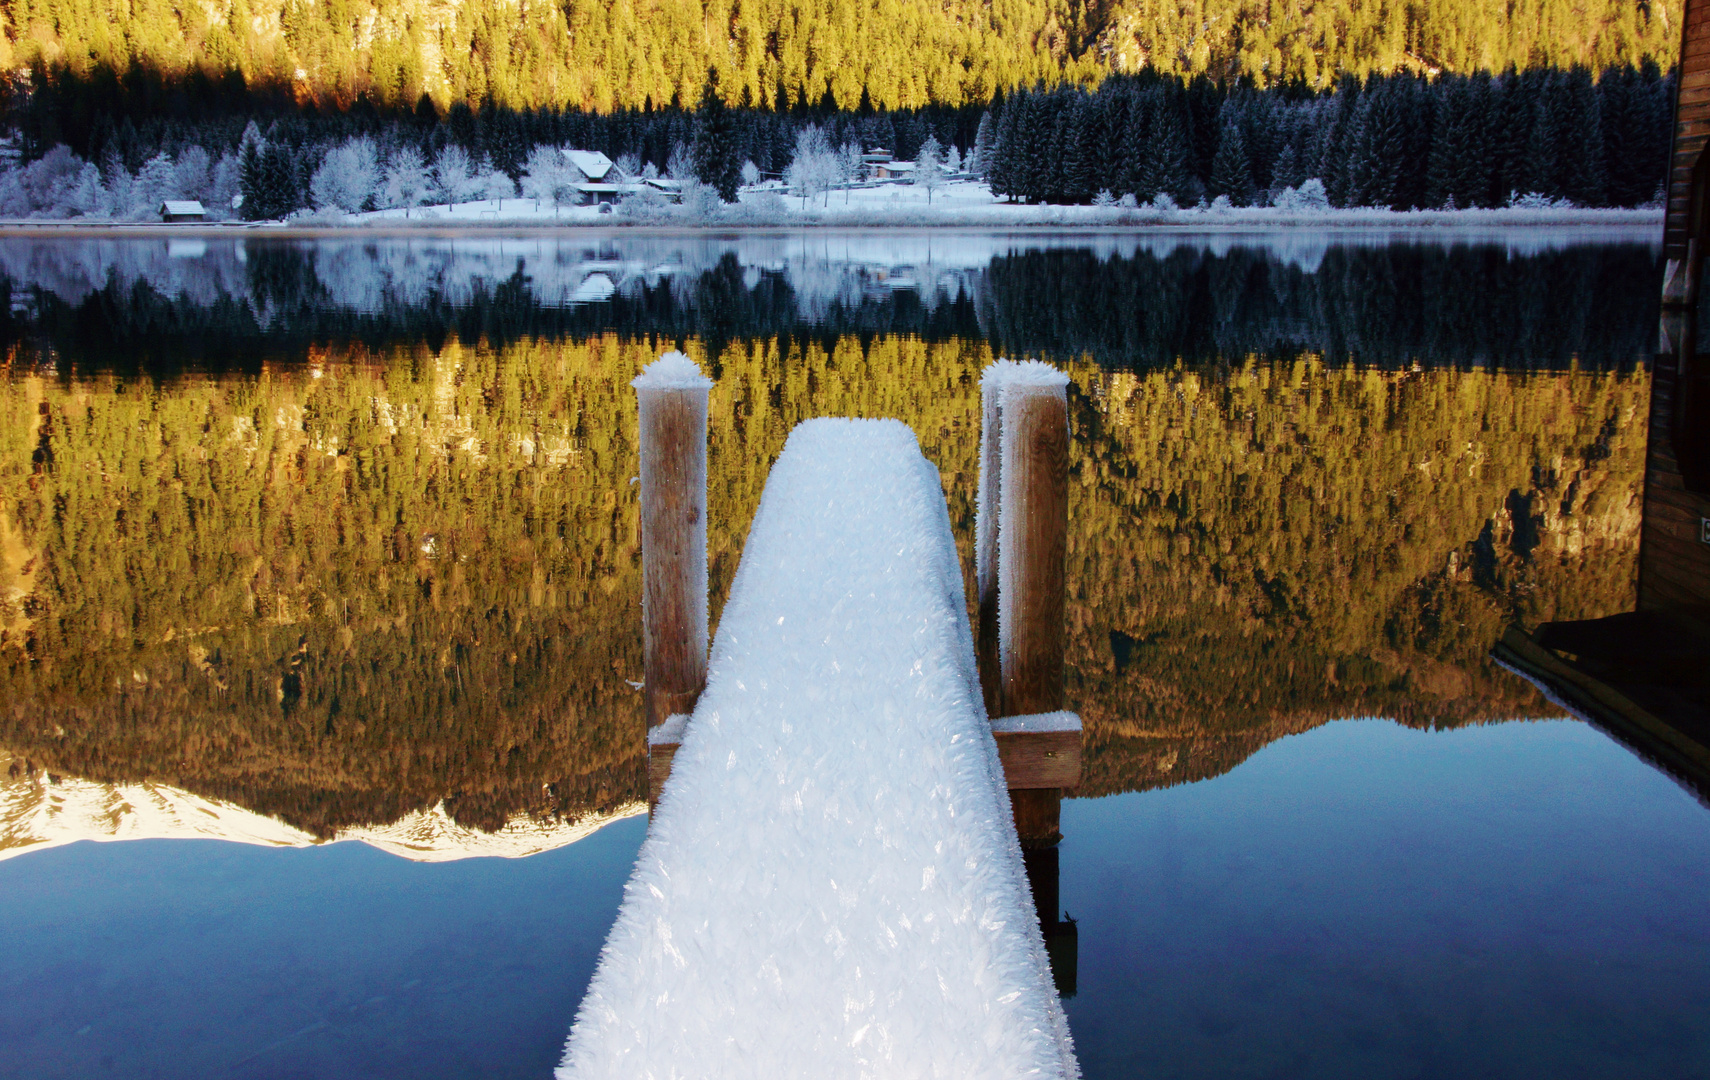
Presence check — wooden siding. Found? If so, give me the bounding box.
[1667,0,1710,259]
[1639,349,1710,615]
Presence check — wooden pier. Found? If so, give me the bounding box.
[558,355,1082,1078]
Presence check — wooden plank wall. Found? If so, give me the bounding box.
[1639,349,1710,615]
[1662,0,1710,297]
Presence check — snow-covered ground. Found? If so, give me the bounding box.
[560,410,1075,1079]
[205,179,1670,231]
[0,752,644,863]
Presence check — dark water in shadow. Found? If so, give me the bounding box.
[0,229,1703,1079]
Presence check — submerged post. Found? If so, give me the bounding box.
[978,360,1076,848]
[634,352,712,806]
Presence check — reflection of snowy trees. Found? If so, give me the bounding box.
[0,232,1659,367]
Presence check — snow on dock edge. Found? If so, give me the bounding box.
[559,417,1076,1079]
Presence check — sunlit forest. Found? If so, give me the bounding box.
[0,326,1646,832]
[0,0,1683,111]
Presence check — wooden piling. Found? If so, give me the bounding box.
[634,353,712,806]
[998,382,1069,719]
[975,373,1005,717]
[979,361,1074,847]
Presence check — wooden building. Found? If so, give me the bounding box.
[158,200,206,223]
[1663,0,1710,305]
[1498,21,1710,800]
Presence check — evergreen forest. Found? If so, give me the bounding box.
[0,0,1684,112]
[0,62,1673,223]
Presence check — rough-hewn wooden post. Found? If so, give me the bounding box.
[975,370,1006,717]
[634,352,712,810]
[998,374,1069,717]
[979,360,1074,847]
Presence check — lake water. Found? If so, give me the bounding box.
[1,228,1706,1079]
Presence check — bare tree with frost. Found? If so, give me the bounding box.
[840,141,863,203]
[431,145,479,210]
[785,125,836,208]
[914,135,945,205]
[310,138,379,215]
[134,153,180,216]
[382,146,433,216]
[521,146,578,214]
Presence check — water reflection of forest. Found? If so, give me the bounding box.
[0,334,1646,835]
[0,234,1660,371]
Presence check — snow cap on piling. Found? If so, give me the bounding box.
[982,357,1070,392]
[631,350,713,390]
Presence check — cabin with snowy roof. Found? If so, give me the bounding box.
[559,149,618,183]
[159,200,206,222]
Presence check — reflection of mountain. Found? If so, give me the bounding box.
[0,753,644,862]
[0,232,1661,370]
[0,331,1647,833]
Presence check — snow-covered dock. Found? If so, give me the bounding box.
[558,418,1077,1078]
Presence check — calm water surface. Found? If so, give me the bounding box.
[0,228,1704,1078]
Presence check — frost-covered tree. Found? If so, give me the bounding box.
[678,178,722,219]
[613,152,641,182]
[0,145,89,217]
[784,124,836,207]
[135,152,180,215]
[521,146,578,212]
[476,166,515,208]
[67,161,109,217]
[310,137,380,214]
[208,153,242,217]
[740,160,761,188]
[945,145,963,175]
[382,146,432,215]
[839,141,863,203]
[174,146,212,204]
[667,142,695,183]
[103,154,137,218]
[0,171,28,217]
[914,134,945,204]
[432,144,479,208]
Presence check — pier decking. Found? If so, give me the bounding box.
[558,412,1078,1078]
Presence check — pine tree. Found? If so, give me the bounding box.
[1556,66,1606,207]
[1455,74,1498,208]
[1119,89,1156,198]
[239,139,265,220]
[692,80,742,202]
[1425,78,1464,208]
[988,96,1021,199]
[1208,113,1256,206]
[1321,76,1363,207]
[1060,95,1093,204]
[1348,77,1408,209]
[1022,92,1054,205]
[970,110,996,178]
[1135,101,1192,204]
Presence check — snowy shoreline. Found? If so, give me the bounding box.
[0,179,1664,236]
[0,207,1663,237]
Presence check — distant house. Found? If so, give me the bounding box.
[560,149,618,183]
[871,160,916,180]
[575,182,642,205]
[639,177,684,202]
[159,200,206,222]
